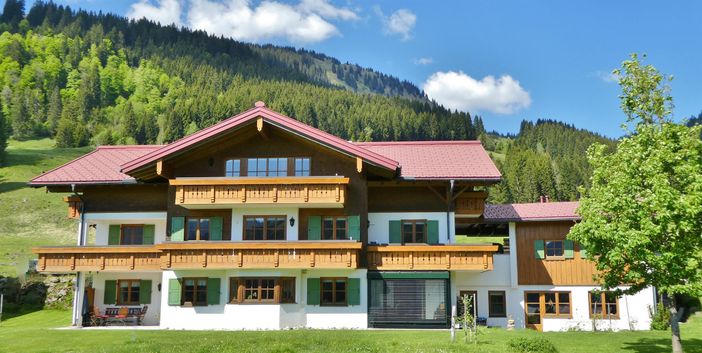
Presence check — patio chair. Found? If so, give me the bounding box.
[106,307,129,326]
[137,305,148,325]
[89,306,108,326]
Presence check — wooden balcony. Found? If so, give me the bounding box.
[366,244,498,271]
[454,191,487,217]
[34,241,362,272]
[35,246,162,272]
[170,177,349,207]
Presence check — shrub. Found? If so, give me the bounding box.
[649,302,671,330]
[507,336,558,353]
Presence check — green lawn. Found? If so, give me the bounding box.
[0,139,91,275]
[0,310,700,353]
[456,235,507,245]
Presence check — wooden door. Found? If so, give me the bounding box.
[524,292,543,331]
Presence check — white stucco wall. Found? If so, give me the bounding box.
[368,212,455,244]
[159,268,367,330]
[87,212,167,245]
[91,272,163,326]
[230,207,299,241]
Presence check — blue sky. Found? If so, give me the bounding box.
[23,0,702,137]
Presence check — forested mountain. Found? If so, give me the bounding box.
[0,0,619,204]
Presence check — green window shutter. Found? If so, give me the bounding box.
[347,278,361,306]
[564,239,574,259]
[139,280,152,304]
[108,225,120,245]
[104,280,116,304]
[348,215,360,241]
[580,244,588,258]
[210,217,223,241]
[142,225,155,245]
[389,220,402,243]
[168,278,181,306]
[171,217,185,242]
[427,220,439,244]
[207,278,221,305]
[308,216,321,240]
[534,240,545,259]
[307,278,320,305]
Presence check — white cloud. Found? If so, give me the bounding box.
[127,0,359,43]
[374,7,416,41]
[127,0,183,26]
[298,0,359,20]
[414,57,433,65]
[423,71,531,114]
[594,70,619,83]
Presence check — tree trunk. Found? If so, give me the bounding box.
[663,293,685,353]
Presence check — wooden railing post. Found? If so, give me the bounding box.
[202,250,207,268]
[70,254,76,270]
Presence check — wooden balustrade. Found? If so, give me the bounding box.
[35,246,162,272]
[34,241,362,272]
[170,177,349,206]
[366,244,497,271]
[454,191,487,217]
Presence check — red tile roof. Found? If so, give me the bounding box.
[484,201,580,222]
[29,145,162,186]
[121,103,400,174]
[356,141,501,180]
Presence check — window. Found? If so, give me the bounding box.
[117,280,140,305]
[244,216,286,240]
[589,291,619,319]
[225,159,241,177]
[120,225,144,245]
[488,291,506,317]
[322,216,347,240]
[229,277,296,304]
[182,278,207,306]
[294,157,310,176]
[543,292,571,317]
[545,240,564,259]
[247,157,288,177]
[402,220,426,243]
[187,218,210,241]
[321,278,347,306]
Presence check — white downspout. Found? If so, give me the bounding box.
[71,184,86,327]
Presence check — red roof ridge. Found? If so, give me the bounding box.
[356,140,482,146]
[121,105,400,174]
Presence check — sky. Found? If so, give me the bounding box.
[21,0,702,138]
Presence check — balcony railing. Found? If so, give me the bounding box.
[170,177,349,207]
[34,241,362,272]
[366,244,497,271]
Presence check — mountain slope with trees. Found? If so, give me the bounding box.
[0,0,617,203]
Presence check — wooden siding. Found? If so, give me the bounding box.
[516,222,598,285]
[34,242,362,272]
[454,191,487,217]
[368,185,448,212]
[171,177,348,206]
[367,244,497,271]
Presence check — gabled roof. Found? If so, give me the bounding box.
[484,201,580,222]
[121,102,400,175]
[356,141,501,181]
[29,145,162,186]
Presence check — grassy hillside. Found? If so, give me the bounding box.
[0,139,89,275]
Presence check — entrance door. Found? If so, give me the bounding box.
[524,292,543,331]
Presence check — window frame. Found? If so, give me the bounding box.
[228,277,296,304]
[401,219,427,244]
[116,279,141,306]
[589,291,620,319]
[488,290,507,318]
[181,277,208,306]
[186,217,211,241]
[544,239,565,260]
[322,216,348,240]
[120,224,144,245]
[294,157,311,176]
[541,291,572,318]
[320,277,348,307]
[243,215,287,240]
[225,159,241,177]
